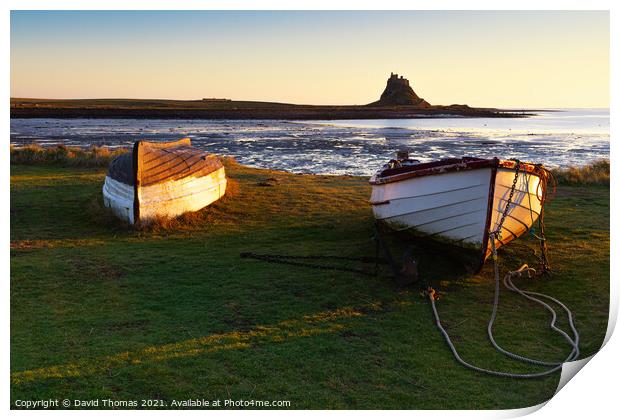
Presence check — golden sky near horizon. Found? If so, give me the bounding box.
[10,11,609,108]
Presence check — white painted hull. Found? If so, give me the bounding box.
[102,138,227,225]
[371,168,493,249]
[370,160,545,266]
[139,166,227,222]
[103,176,135,224]
[103,167,227,225]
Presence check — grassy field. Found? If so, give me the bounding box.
[10,159,609,409]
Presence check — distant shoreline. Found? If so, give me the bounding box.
[10,98,534,120]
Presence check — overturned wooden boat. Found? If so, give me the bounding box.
[103,138,227,225]
[370,156,550,272]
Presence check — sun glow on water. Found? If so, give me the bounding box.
[10,109,609,175]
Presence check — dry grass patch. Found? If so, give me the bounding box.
[10,144,128,167]
[551,159,609,186]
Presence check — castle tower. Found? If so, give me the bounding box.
[374,73,430,107]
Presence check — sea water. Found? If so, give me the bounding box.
[10,108,609,176]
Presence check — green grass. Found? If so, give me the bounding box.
[10,160,609,409]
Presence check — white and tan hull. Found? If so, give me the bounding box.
[371,165,544,264]
[103,167,227,225]
[488,167,543,256]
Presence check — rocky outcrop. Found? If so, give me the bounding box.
[372,73,430,107]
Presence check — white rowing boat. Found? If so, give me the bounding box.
[370,156,550,271]
[103,138,227,225]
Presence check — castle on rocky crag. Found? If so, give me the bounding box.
[387,72,410,86]
[371,73,430,107]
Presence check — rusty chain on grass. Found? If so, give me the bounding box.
[239,252,385,277]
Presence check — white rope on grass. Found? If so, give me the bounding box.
[427,240,580,379]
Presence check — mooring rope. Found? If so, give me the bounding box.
[427,241,580,378]
[426,160,580,378]
[497,264,580,366]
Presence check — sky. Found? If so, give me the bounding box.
[10,10,609,108]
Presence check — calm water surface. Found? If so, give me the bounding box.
[10,109,609,176]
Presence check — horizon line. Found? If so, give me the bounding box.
[9,97,610,110]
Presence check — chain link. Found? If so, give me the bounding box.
[490,159,551,272]
[492,159,520,240]
[534,163,552,272]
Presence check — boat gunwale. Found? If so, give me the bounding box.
[369,157,547,185]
